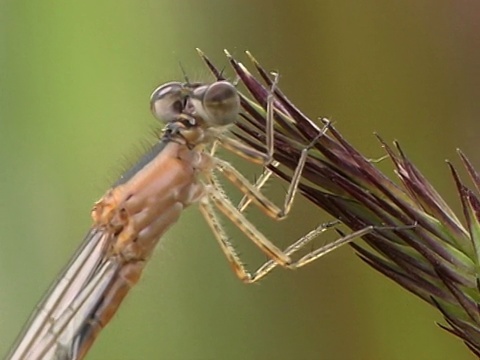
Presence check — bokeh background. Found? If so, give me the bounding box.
[1,1,479,359]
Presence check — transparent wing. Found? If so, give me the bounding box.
[7,228,120,360]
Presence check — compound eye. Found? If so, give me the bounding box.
[150,82,186,123]
[192,81,240,126]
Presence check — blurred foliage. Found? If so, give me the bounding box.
[0,1,478,359]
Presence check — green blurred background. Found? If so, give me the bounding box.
[1,1,478,359]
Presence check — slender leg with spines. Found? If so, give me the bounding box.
[199,162,400,283]
[198,181,394,283]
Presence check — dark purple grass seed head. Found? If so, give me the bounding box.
[198,49,480,356]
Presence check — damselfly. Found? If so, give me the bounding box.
[7,54,371,360]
